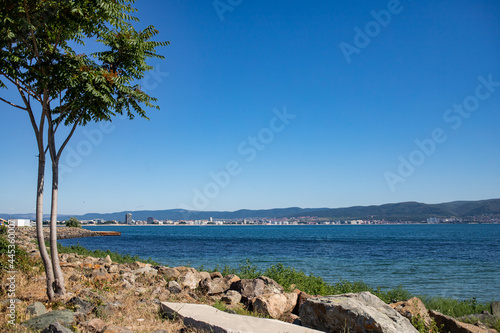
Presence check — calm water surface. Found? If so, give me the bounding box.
[59,224,500,302]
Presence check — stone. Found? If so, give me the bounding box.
[151,330,169,333]
[178,271,201,290]
[198,271,211,281]
[390,297,431,327]
[160,267,180,281]
[133,266,158,277]
[429,310,497,333]
[129,261,147,269]
[26,302,48,317]
[41,322,72,333]
[200,277,230,295]
[492,301,500,318]
[210,272,223,279]
[230,276,284,303]
[82,318,107,333]
[300,292,418,333]
[293,291,315,315]
[67,296,94,317]
[102,325,134,333]
[168,280,182,294]
[252,292,298,319]
[221,290,242,305]
[160,301,323,333]
[21,310,76,331]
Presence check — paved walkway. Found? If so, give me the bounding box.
[160,302,323,333]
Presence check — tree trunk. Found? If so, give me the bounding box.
[35,153,55,301]
[49,161,66,296]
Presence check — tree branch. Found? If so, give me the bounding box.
[24,0,40,59]
[57,115,82,161]
[0,96,27,110]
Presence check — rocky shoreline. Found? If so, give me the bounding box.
[3,227,499,333]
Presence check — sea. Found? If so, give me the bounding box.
[58,224,500,303]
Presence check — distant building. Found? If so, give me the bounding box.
[9,219,33,227]
[147,217,154,224]
[427,217,439,224]
[125,213,133,224]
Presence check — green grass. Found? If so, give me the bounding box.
[201,259,495,319]
[52,242,160,265]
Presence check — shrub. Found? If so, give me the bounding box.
[65,217,81,228]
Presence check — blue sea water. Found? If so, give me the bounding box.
[58,224,500,302]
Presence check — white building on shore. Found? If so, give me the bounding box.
[9,219,33,227]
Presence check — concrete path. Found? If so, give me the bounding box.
[160,302,324,333]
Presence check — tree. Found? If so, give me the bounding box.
[0,0,169,300]
[65,217,81,228]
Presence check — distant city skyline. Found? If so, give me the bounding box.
[1,0,500,215]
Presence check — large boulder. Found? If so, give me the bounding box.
[300,292,418,333]
[200,274,240,295]
[230,276,284,303]
[429,310,497,333]
[292,290,317,315]
[221,290,242,305]
[41,322,72,333]
[178,271,202,290]
[21,310,76,331]
[390,297,431,327]
[252,292,298,319]
[26,302,48,318]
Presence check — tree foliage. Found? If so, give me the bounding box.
[65,217,81,228]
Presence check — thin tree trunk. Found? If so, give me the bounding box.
[35,153,55,301]
[49,161,66,296]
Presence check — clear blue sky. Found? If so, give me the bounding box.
[1,0,500,215]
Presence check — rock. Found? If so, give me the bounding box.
[300,292,418,333]
[82,318,107,332]
[21,310,76,331]
[230,276,284,303]
[129,261,147,270]
[26,302,48,317]
[390,297,431,327]
[67,296,94,317]
[199,271,211,281]
[282,313,300,324]
[492,301,500,318]
[178,271,201,290]
[133,266,158,277]
[293,291,315,315]
[160,267,180,281]
[200,277,231,295]
[151,330,169,333]
[222,290,243,305]
[252,292,298,319]
[429,310,497,333]
[41,322,72,333]
[102,325,134,333]
[168,280,182,294]
[210,272,223,279]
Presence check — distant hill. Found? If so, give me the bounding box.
[300,199,500,221]
[73,207,330,221]
[2,199,499,222]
